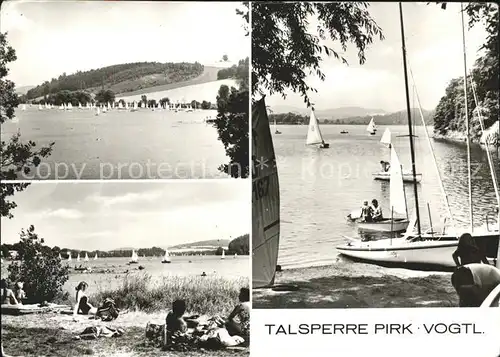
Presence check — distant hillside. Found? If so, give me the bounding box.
[270,105,387,118]
[25,62,212,100]
[169,239,230,250]
[15,85,35,95]
[270,108,434,125]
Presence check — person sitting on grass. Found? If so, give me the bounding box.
[452,233,489,266]
[166,299,188,335]
[73,281,97,317]
[225,287,250,340]
[451,263,500,307]
[1,279,19,305]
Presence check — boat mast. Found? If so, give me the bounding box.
[399,2,422,237]
[461,2,474,232]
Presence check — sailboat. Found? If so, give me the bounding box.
[372,128,422,183]
[252,97,281,288]
[221,249,225,260]
[95,107,100,116]
[58,253,62,259]
[356,146,410,233]
[337,3,499,269]
[94,252,98,260]
[234,253,238,258]
[274,117,282,134]
[67,254,72,262]
[161,249,171,264]
[366,117,376,135]
[21,104,26,111]
[38,104,43,110]
[306,109,329,148]
[129,249,139,264]
[76,253,80,262]
[84,253,89,262]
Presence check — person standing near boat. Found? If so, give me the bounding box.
[379,160,391,172]
[451,263,500,307]
[370,199,383,221]
[452,233,489,266]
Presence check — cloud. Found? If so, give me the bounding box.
[42,208,83,220]
[88,190,164,207]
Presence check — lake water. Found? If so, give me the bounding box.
[1,255,250,295]
[1,107,229,180]
[273,124,500,269]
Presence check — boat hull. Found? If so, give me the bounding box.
[337,238,458,269]
[357,219,409,233]
[373,172,422,183]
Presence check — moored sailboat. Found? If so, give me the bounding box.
[274,117,281,134]
[366,117,376,135]
[129,249,139,264]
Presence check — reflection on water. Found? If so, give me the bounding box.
[274,125,499,269]
[1,108,229,179]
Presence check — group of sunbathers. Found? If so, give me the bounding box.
[1,279,26,306]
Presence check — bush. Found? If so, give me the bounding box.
[7,225,69,303]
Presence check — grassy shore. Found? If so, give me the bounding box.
[253,261,458,308]
[2,274,249,356]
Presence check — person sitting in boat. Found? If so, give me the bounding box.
[451,263,500,307]
[166,299,188,335]
[1,279,19,305]
[452,233,489,266]
[13,282,26,304]
[380,160,391,172]
[371,199,383,221]
[360,200,373,222]
[225,287,250,340]
[73,281,97,317]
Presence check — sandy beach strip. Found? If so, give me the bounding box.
[253,261,457,308]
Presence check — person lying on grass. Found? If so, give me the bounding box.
[73,281,97,318]
[451,263,500,307]
[1,279,19,305]
[225,287,250,339]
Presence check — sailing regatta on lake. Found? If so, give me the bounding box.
[1,1,249,180]
[252,2,499,308]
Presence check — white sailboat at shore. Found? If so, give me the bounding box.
[337,3,499,270]
[252,98,281,288]
[306,109,329,149]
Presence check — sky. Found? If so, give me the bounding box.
[261,2,490,113]
[1,1,249,86]
[0,181,249,250]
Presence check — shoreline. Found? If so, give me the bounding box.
[253,261,457,308]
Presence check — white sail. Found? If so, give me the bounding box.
[366,118,376,132]
[38,104,43,110]
[131,249,138,262]
[380,128,392,146]
[58,253,62,259]
[68,254,72,262]
[252,98,280,288]
[96,107,100,115]
[84,252,89,262]
[162,249,171,263]
[306,110,324,145]
[77,253,80,262]
[389,146,407,215]
[221,249,225,259]
[22,104,26,111]
[78,103,82,108]
[94,252,98,260]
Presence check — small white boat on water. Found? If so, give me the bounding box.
[129,250,138,264]
[94,252,98,260]
[76,253,80,262]
[355,146,410,233]
[38,104,43,110]
[373,128,422,183]
[130,102,138,112]
[367,117,376,135]
[306,109,329,148]
[95,107,100,116]
[67,254,72,262]
[161,249,171,264]
[84,252,89,262]
[274,117,281,134]
[21,104,26,111]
